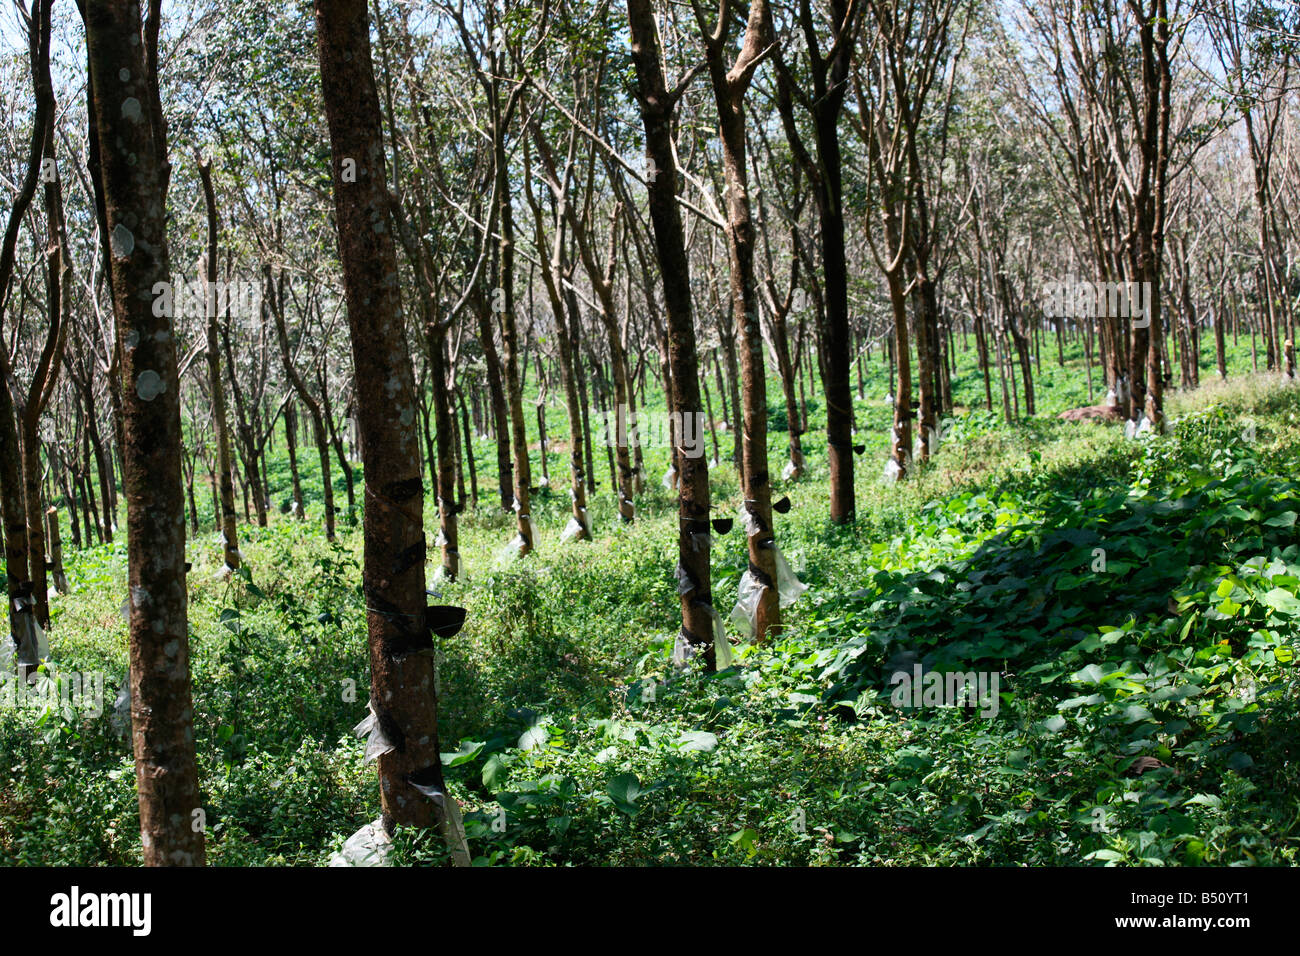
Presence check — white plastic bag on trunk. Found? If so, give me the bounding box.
[328,818,392,867]
[709,605,732,669]
[353,703,396,763]
[729,570,766,641]
[772,545,807,608]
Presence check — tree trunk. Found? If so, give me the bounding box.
[22,423,51,629]
[284,401,304,519]
[566,291,598,496]
[45,506,67,594]
[629,0,719,663]
[81,421,102,544]
[0,0,54,671]
[474,291,514,513]
[888,272,914,475]
[702,0,780,641]
[87,388,116,540]
[196,157,242,567]
[604,325,636,522]
[493,98,534,552]
[84,0,205,865]
[910,275,940,460]
[315,0,457,844]
[427,325,460,580]
[223,324,268,527]
[458,389,478,511]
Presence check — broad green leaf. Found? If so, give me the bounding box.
[607,772,642,816]
[440,739,485,767]
[1262,588,1300,617]
[675,731,719,752]
[1059,694,1104,710]
[1119,704,1153,723]
[482,754,508,789]
[1037,714,1067,734]
[1071,663,1106,685]
[518,724,548,751]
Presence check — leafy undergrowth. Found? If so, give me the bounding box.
[2,372,1298,866]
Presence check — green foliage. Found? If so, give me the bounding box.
[4,371,1299,866]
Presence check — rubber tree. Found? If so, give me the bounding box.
[768,0,860,520]
[450,0,534,550]
[521,130,592,541]
[379,0,491,577]
[22,63,72,632]
[196,155,243,567]
[83,0,205,866]
[628,0,723,665]
[852,19,914,479]
[313,0,465,855]
[0,0,54,671]
[697,0,782,641]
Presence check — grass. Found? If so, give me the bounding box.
[1,332,1297,866]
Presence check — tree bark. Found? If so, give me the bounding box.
[473,289,514,513]
[84,0,205,866]
[629,0,719,663]
[701,0,780,641]
[196,157,242,568]
[0,0,54,668]
[314,0,454,841]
